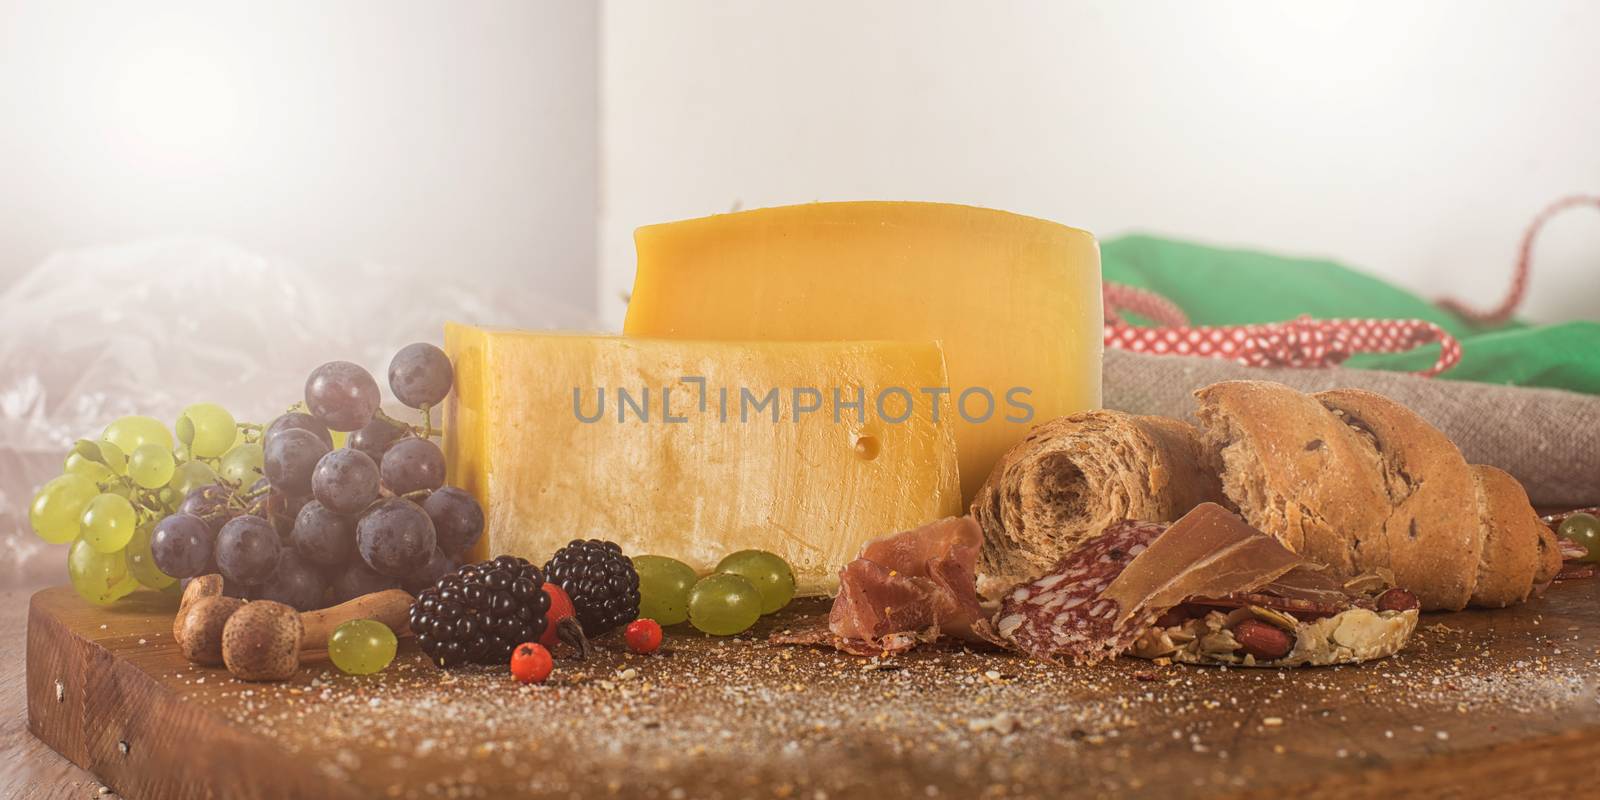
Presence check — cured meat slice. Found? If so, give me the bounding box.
[1184,592,1348,619]
[989,520,1166,665]
[837,515,986,642]
[1557,537,1590,562]
[1187,565,1374,617]
[1098,504,1302,625]
[1556,562,1599,582]
[987,503,1400,666]
[773,516,987,656]
[769,619,931,657]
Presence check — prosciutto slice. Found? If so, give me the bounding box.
[774,516,986,656]
[1187,564,1371,617]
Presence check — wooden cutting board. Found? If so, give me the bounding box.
[26,579,1600,800]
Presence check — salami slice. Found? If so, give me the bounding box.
[989,520,1166,665]
[1555,562,1599,582]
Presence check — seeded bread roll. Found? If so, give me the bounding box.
[1194,381,1556,610]
[971,410,1225,597]
[1472,464,1564,605]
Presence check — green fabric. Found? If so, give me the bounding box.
[1101,234,1600,394]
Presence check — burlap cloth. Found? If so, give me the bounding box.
[1105,349,1600,508]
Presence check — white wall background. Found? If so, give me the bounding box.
[1,2,1596,327]
[600,1,1600,327]
[0,0,598,313]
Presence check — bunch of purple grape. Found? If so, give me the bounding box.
[148,343,485,611]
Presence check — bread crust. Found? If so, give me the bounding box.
[971,410,1223,597]
[1195,380,1554,610]
[1193,381,1388,581]
[1472,464,1555,605]
[1313,388,1481,611]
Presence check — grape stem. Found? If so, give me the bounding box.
[238,482,272,505]
[375,408,442,442]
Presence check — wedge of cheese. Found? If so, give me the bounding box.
[623,201,1103,503]
[444,324,961,594]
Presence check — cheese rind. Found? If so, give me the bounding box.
[444,324,962,594]
[623,201,1103,502]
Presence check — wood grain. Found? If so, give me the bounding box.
[0,589,105,800]
[23,579,1600,800]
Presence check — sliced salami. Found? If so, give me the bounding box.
[989,520,1166,665]
[1555,562,1599,582]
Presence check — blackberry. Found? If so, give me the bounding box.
[543,539,640,636]
[409,555,551,668]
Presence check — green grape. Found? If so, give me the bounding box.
[95,440,128,475]
[714,549,796,615]
[169,460,218,498]
[1560,513,1600,564]
[687,573,762,636]
[103,416,172,458]
[81,494,137,553]
[125,523,176,590]
[69,538,140,605]
[330,429,349,449]
[634,555,699,626]
[128,443,177,489]
[219,442,266,486]
[173,441,190,462]
[30,474,98,544]
[63,451,115,484]
[177,403,237,458]
[328,619,398,675]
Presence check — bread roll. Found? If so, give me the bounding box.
[971,410,1225,596]
[1194,380,1556,610]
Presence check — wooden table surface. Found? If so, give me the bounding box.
[1,587,109,800]
[19,575,1600,800]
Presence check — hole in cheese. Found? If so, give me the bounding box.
[853,434,881,461]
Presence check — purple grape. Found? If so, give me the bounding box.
[402,547,460,594]
[348,416,408,462]
[150,513,215,578]
[264,427,330,496]
[388,343,454,409]
[291,500,357,570]
[332,560,403,604]
[380,437,446,495]
[265,411,333,450]
[305,361,381,432]
[247,478,310,537]
[178,484,239,534]
[216,514,282,585]
[421,487,484,556]
[256,551,328,612]
[312,448,380,514]
[356,498,436,577]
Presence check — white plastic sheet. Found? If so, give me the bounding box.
[0,238,599,588]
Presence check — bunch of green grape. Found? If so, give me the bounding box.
[29,405,265,605]
[633,549,796,636]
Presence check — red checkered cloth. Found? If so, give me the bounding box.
[1101,195,1599,378]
